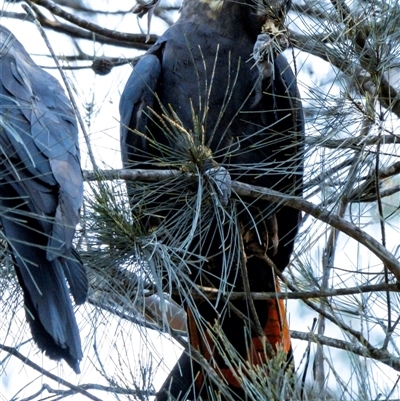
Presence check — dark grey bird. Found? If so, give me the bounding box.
[0,25,87,373]
[120,0,303,398]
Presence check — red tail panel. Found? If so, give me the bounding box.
[187,279,291,390]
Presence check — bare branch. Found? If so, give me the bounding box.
[181,282,400,301]
[291,330,400,372]
[0,344,102,401]
[26,0,157,49]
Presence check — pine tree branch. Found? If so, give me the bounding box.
[290,30,400,118]
[83,168,400,281]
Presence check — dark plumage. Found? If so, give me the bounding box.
[0,25,87,373]
[120,0,303,398]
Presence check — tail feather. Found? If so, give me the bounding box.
[20,265,83,374]
[187,279,292,392]
[157,279,292,399]
[61,249,88,306]
[1,199,84,373]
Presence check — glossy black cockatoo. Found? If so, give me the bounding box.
[0,25,87,373]
[120,0,303,399]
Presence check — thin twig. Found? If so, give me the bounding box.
[376,119,392,349]
[300,318,317,400]
[15,382,148,401]
[0,344,102,401]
